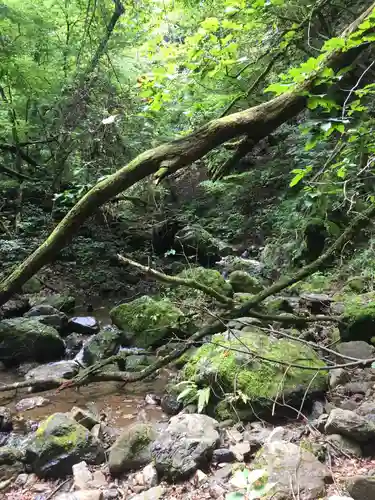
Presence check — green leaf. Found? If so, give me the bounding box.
[289,173,303,187]
[197,386,210,413]
[177,387,194,401]
[225,493,244,500]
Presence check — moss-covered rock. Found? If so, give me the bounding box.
[25,413,104,478]
[22,277,43,294]
[339,294,375,342]
[346,276,368,293]
[0,446,24,480]
[182,330,327,421]
[30,294,76,313]
[0,318,65,365]
[110,296,186,349]
[171,267,233,303]
[109,423,157,476]
[229,271,263,293]
[76,328,122,367]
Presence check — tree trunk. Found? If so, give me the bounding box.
[0,3,374,306]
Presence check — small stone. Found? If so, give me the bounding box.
[14,473,29,486]
[309,401,325,420]
[71,406,99,430]
[266,426,287,443]
[212,448,236,464]
[347,475,375,500]
[329,368,350,388]
[0,407,12,432]
[55,491,103,500]
[15,396,50,412]
[142,463,158,488]
[91,470,107,488]
[325,409,375,442]
[73,461,93,490]
[130,485,165,500]
[229,442,251,461]
[214,463,233,482]
[160,394,182,415]
[209,483,226,499]
[195,469,207,482]
[91,423,104,441]
[336,341,374,361]
[225,428,243,444]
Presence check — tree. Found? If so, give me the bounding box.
[0,2,374,306]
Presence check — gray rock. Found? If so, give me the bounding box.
[65,333,84,359]
[326,434,362,457]
[70,407,99,430]
[25,304,61,317]
[142,463,158,488]
[151,414,220,481]
[160,394,182,416]
[357,401,375,422]
[347,475,375,500]
[25,413,105,478]
[329,368,350,389]
[25,360,78,383]
[75,329,121,367]
[0,318,65,364]
[212,448,236,464]
[68,317,100,335]
[109,423,157,477]
[0,447,24,480]
[25,305,68,332]
[342,382,372,395]
[0,298,30,318]
[336,341,374,360]
[130,486,165,500]
[325,409,375,442]
[30,294,76,313]
[253,441,330,499]
[15,397,50,412]
[0,407,13,432]
[300,293,332,314]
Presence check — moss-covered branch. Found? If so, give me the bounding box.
[0,2,374,306]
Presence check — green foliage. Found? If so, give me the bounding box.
[175,380,211,413]
[226,468,276,500]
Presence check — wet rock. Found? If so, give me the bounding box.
[25,304,61,317]
[15,396,50,412]
[160,394,182,416]
[25,360,78,383]
[65,333,84,359]
[145,394,160,405]
[0,318,65,365]
[175,224,232,264]
[130,486,165,500]
[75,329,121,367]
[31,294,76,313]
[70,406,99,430]
[0,407,13,432]
[357,401,375,422]
[300,293,332,314]
[68,316,100,335]
[0,298,30,318]
[325,409,375,442]
[229,442,251,461]
[25,305,68,332]
[73,461,93,490]
[0,447,24,480]
[229,271,263,293]
[55,492,103,500]
[326,434,362,457]
[342,381,372,395]
[25,412,105,478]
[212,448,236,464]
[253,441,330,499]
[335,341,374,360]
[329,368,350,389]
[125,354,156,372]
[110,295,186,349]
[142,463,158,488]
[109,423,157,477]
[151,414,220,481]
[347,475,375,500]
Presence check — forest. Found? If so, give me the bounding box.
[1,0,375,498]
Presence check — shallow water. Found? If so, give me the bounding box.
[0,300,170,430]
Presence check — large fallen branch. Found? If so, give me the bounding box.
[0,3,374,307]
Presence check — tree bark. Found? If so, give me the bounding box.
[0,3,374,306]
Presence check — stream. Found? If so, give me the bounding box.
[0,300,169,434]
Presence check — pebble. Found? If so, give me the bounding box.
[15,396,50,412]
[142,463,158,488]
[73,461,93,490]
[55,491,103,500]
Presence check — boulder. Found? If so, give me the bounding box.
[212,448,236,464]
[300,293,332,314]
[109,423,157,477]
[326,434,362,457]
[0,318,65,365]
[25,304,61,317]
[174,224,232,263]
[110,296,186,349]
[0,298,30,318]
[25,360,79,382]
[65,333,84,359]
[216,256,264,276]
[229,271,263,293]
[25,413,105,478]
[68,317,100,335]
[335,341,374,360]
[183,330,327,421]
[339,300,375,342]
[0,407,13,432]
[253,441,330,499]
[0,447,24,480]
[151,414,220,481]
[160,394,182,416]
[347,476,375,500]
[325,409,375,442]
[329,368,350,389]
[30,294,76,313]
[75,329,121,367]
[172,267,233,301]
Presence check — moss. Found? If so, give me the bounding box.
[183,330,327,420]
[346,276,367,293]
[339,292,375,342]
[110,295,187,348]
[229,271,263,293]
